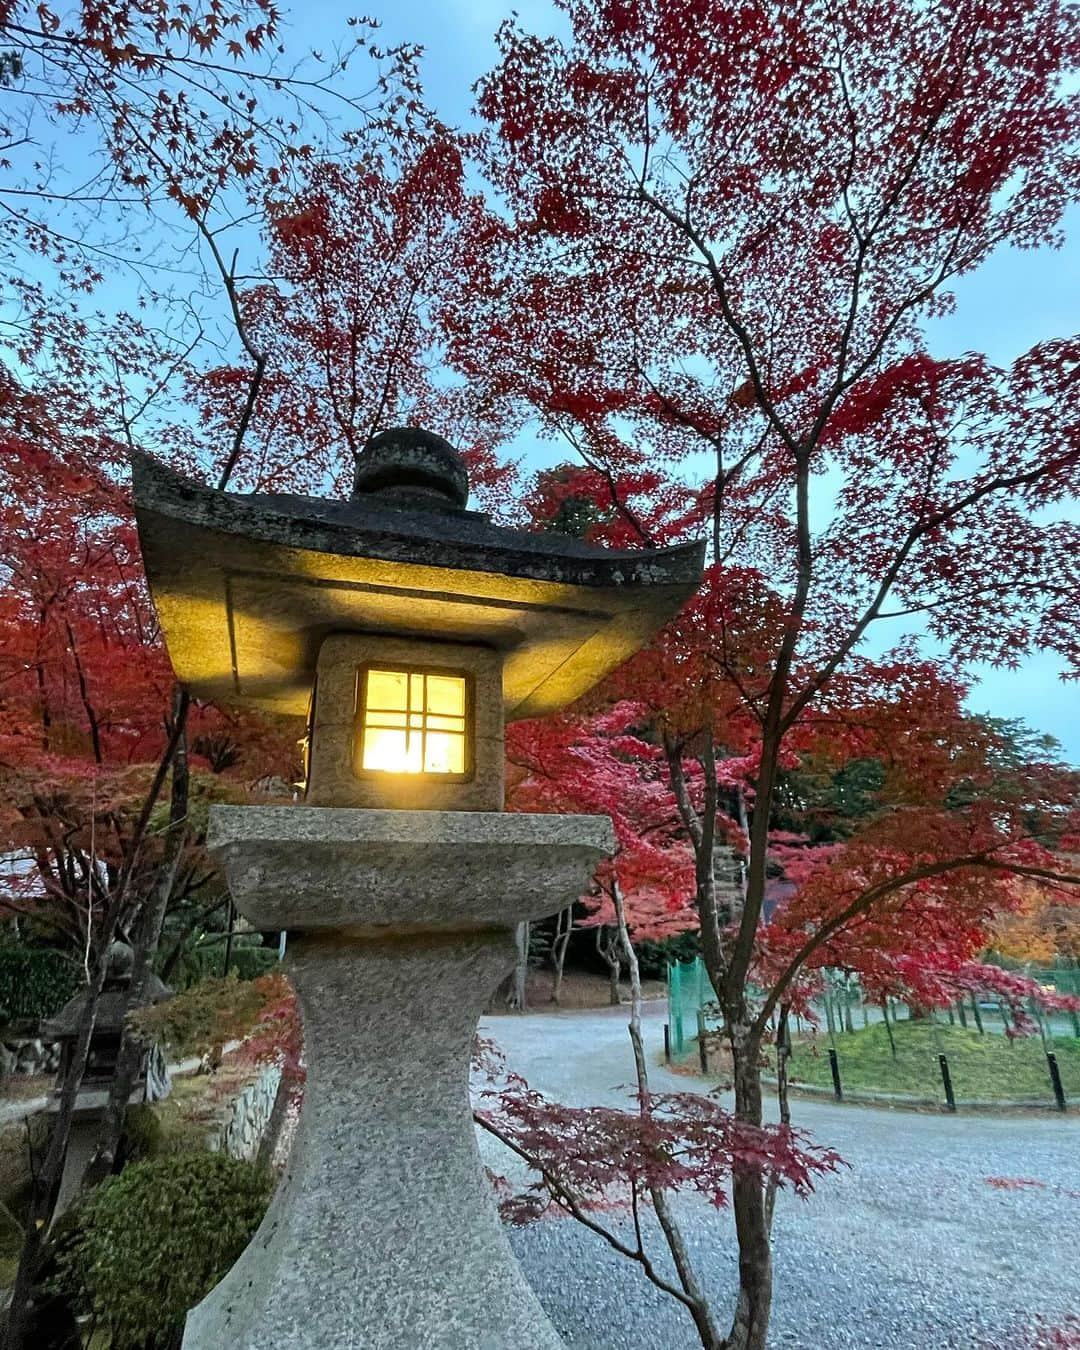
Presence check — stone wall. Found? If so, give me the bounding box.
[207,1061,282,1162]
[0,1037,60,1077]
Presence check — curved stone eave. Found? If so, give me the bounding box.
[130,450,706,593]
[131,450,706,720]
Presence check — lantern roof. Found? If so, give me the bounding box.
[41,942,170,1041]
[131,429,704,721]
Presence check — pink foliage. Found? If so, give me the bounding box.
[473,1040,843,1225]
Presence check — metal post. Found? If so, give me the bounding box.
[222,897,235,977]
[664,1023,671,1063]
[828,1048,842,1100]
[938,1053,956,1112]
[1047,1053,1067,1112]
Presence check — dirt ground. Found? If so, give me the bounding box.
[490,967,667,1013]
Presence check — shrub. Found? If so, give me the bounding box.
[0,942,80,1023]
[129,971,291,1059]
[56,1152,273,1350]
[119,1104,164,1165]
[635,930,700,980]
[170,936,280,989]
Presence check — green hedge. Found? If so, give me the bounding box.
[171,938,279,989]
[635,930,700,980]
[0,943,80,1023]
[56,1153,273,1350]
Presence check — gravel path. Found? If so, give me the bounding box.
[477,1002,1080,1349]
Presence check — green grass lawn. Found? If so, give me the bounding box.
[782,1019,1080,1103]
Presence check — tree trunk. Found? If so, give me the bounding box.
[255,1062,297,1172]
[506,921,529,1011]
[613,883,721,1350]
[550,907,572,1005]
[596,926,622,1005]
[764,1006,791,1233]
[726,1024,773,1350]
[824,993,836,1043]
[82,697,189,1192]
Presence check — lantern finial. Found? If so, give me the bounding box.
[353,426,468,509]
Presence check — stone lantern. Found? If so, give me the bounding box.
[132,428,703,1350]
[41,941,171,1215]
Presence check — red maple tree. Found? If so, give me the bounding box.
[449,4,1080,1345]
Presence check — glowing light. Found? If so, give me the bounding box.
[359,668,467,776]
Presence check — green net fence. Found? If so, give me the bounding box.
[664,958,1080,1109]
[667,956,713,1055]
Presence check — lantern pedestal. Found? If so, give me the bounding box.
[183,806,612,1350]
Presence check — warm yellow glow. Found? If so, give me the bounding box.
[359,667,468,776]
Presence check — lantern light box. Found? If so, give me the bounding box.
[306,631,502,810]
[357,667,469,777]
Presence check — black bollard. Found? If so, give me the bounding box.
[828,1047,842,1100]
[1047,1052,1067,1112]
[938,1053,957,1112]
[664,1023,671,1063]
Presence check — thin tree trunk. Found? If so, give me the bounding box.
[1031,998,1049,1050]
[35,656,51,751]
[764,1004,791,1233]
[596,925,622,1005]
[613,883,721,1350]
[550,906,572,1005]
[82,690,189,1192]
[65,619,103,765]
[726,1024,773,1350]
[255,1062,297,1172]
[506,921,529,1011]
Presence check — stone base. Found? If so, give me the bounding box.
[185,807,613,1350]
[185,929,561,1350]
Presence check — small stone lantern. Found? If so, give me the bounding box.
[41,941,170,1215]
[132,429,703,1350]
